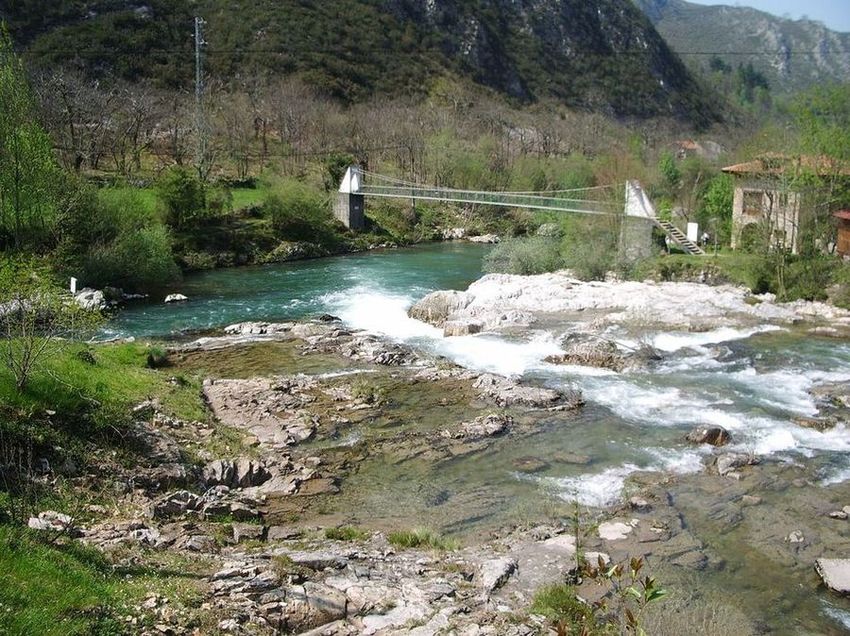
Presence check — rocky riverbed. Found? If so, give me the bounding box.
[30,268,850,634]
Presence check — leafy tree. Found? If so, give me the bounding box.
[0,25,62,250]
[0,258,101,392]
[157,167,207,229]
[657,152,681,197]
[696,173,733,243]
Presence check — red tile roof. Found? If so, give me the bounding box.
[723,153,850,177]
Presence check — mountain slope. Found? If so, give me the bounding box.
[2,0,722,126]
[634,0,850,94]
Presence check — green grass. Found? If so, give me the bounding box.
[324,526,369,541]
[387,528,459,551]
[530,583,600,631]
[0,526,124,635]
[0,525,212,636]
[230,185,270,211]
[0,342,205,423]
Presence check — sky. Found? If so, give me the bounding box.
[686,0,850,32]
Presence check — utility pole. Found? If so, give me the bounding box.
[194,16,207,179]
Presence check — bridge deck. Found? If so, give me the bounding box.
[358,184,620,216]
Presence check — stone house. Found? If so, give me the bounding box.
[722,154,850,254]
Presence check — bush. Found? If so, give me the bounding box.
[263,180,334,244]
[483,236,563,275]
[83,225,180,293]
[560,215,621,281]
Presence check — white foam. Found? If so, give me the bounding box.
[322,288,441,340]
[549,464,641,507]
[821,463,850,487]
[545,449,705,508]
[649,325,782,353]
[822,600,850,630]
[323,286,563,376]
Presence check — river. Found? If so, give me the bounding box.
[109,242,850,634]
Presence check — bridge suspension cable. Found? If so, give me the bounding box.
[354,169,623,216]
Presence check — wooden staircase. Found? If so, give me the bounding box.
[654,219,705,255]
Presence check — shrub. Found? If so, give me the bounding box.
[560,215,621,281]
[83,225,180,293]
[263,180,333,244]
[483,237,563,275]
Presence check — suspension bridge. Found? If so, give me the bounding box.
[335,166,705,255]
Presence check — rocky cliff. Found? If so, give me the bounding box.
[634,0,850,94]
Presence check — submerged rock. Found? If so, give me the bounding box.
[817,559,850,594]
[448,414,512,440]
[164,293,188,303]
[686,425,731,447]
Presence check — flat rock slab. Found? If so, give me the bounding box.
[817,558,850,594]
[598,520,636,541]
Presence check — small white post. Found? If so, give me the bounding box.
[70,277,78,295]
[687,222,699,244]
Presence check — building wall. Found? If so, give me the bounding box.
[731,178,801,253]
[837,222,850,257]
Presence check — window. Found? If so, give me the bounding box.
[743,191,763,217]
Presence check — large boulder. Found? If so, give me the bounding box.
[408,290,472,327]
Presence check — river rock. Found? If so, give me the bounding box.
[474,374,583,409]
[512,456,550,473]
[467,234,500,244]
[164,293,188,303]
[546,334,626,371]
[224,321,295,336]
[232,522,265,543]
[443,320,483,337]
[478,557,517,592]
[203,458,272,489]
[686,425,731,447]
[74,288,107,311]
[451,414,512,440]
[716,453,757,476]
[816,559,850,594]
[408,290,473,327]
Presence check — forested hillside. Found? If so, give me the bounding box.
[2,0,720,125]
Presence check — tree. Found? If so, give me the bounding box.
[158,166,207,229]
[0,26,62,250]
[0,258,101,392]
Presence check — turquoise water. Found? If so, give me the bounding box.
[105,242,850,633]
[105,243,490,339]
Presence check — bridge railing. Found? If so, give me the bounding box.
[358,184,620,216]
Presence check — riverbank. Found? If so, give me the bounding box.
[7,254,850,634]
